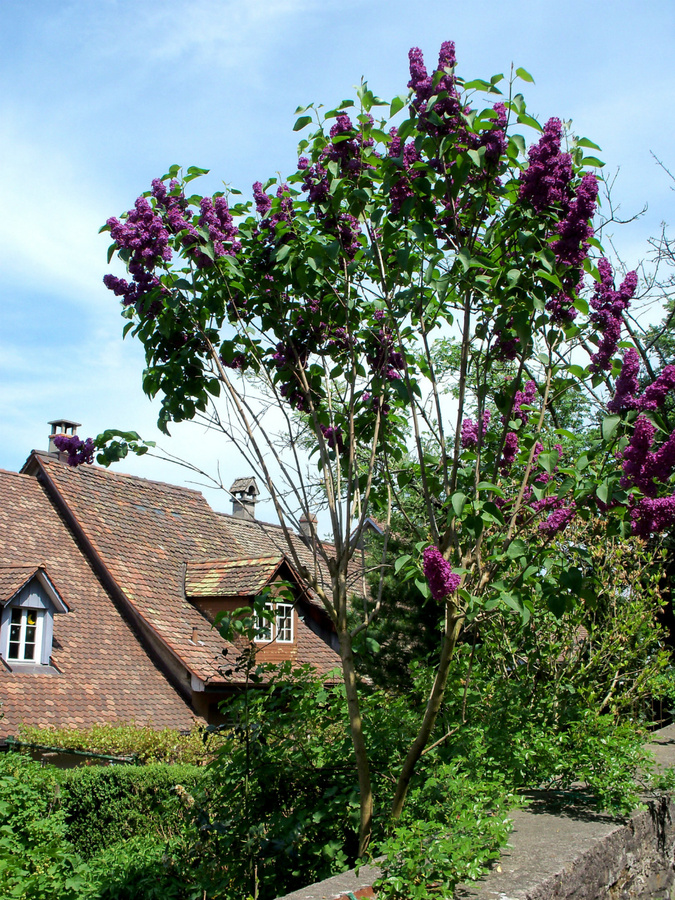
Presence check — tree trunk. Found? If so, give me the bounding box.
[390,600,463,820]
[337,625,374,857]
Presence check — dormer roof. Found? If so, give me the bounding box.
[0,564,68,612]
[185,555,287,598]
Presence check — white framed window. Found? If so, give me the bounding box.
[254,602,294,644]
[8,607,44,662]
[275,603,293,643]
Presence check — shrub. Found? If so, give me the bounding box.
[0,752,89,900]
[16,722,219,765]
[60,763,205,858]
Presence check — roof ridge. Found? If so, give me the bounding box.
[188,554,283,566]
[216,510,286,530]
[0,467,39,480]
[41,456,205,497]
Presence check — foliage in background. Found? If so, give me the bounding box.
[16,722,217,766]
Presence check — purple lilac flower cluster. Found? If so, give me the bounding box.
[609,349,675,415]
[479,103,508,165]
[501,380,536,428]
[500,431,519,473]
[621,416,656,491]
[53,434,95,467]
[367,326,405,381]
[422,546,461,601]
[460,411,491,449]
[408,42,463,137]
[103,195,171,308]
[493,325,520,362]
[297,118,368,256]
[538,501,576,536]
[299,113,374,199]
[637,366,675,411]
[632,496,675,538]
[621,416,675,503]
[154,179,240,267]
[199,196,241,256]
[519,119,573,211]
[608,348,641,412]
[387,126,422,215]
[552,173,598,269]
[320,424,345,453]
[252,182,295,244]
[220,352,246,370]
[589,259,638,373]
[545,290,579,327]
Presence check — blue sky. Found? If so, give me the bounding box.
[1,0,674,517]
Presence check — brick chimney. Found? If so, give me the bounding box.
[229,477,259,520]
[299,512,318,545]
[48,419,81,456]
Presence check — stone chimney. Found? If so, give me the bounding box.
[229,477,259,520]
[48,419,81,456]
[299,512,318,545]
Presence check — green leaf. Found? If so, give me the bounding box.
[457,249,472,272]
[596,480,609,504]
[517,113,542,132]
[477,481,505,497]
[602,414,621,443]
[451,492,467,518]
[293,115,313,132]
[507,539,527,559]
[389,95,406,117]
[467,148,483,167]
[394,554,411,574]
[581,156,605,168]
[506,268,520,287]
[515,67,535,83]
[415,579,431,600]
[577,137,601,150]
[537,452,556,474]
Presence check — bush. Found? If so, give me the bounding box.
[85,835,188,900]
[375,763,516,900]
[60,763,204,858]
[0,752,89,900]
[16,722,218,765]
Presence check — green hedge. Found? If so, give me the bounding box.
[59,762,205,858]
[17,721,219,765]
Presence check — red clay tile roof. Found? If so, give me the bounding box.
[0,468,197,737]
[186,556,284,598]
[35,456,243,683]
[0,565,43,604]
[218,512,367,601]
[34,455,342,685]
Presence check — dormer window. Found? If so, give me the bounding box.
[254,602,294,644]
[0,566,67,670]
[9,607,43,661]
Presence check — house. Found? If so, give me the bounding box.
[0,421,348,736]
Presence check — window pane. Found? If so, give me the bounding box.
[254,604,273,642]
[276,604,293,642]
[9,623,21,643]
[8,641,20,660]
[10,608,21,624]
[26,610,37,627]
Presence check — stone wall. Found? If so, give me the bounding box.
[276,724,675,900]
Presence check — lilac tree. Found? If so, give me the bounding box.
[95,42,675,853]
